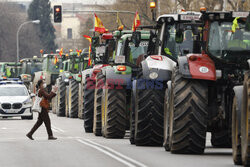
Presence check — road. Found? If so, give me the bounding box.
[0,112,234,167]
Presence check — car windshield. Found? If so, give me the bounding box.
[208,21,250,58]
[0,87,28,96]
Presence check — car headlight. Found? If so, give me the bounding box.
[149,72,158,79]
[23,98,32,106]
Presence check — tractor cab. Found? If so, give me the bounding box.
[4,63,22,79]
[201,11,250,68]
[114,32,150,68]
[20,57,43,82]
[156,12,202,61]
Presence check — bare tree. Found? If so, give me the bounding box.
[0,2,42,62]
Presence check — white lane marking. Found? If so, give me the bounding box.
[1,127,7,130]
[84,139,147,167]
[51,125,65,133]
[51,128,59,133]
[77,139,137,167]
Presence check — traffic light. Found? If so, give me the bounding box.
[54,5,62,23]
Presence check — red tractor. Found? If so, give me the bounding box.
[164,9,250,158]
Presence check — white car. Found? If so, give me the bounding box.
[0,82,34,119]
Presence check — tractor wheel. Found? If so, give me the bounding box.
[163,87,172,151]
[78,83,83,119]
[79,78,86,119]
[93,72,105,136]
[241,71,250,166]
[83,77,95,133]
[68,79,79,118]
[169,69,208,154]
[134,79,165,146]
[57,79,66,117]
[65,86,69,117]
[129,80,137,144]
[102,85,127,138]
[232,86,243,165]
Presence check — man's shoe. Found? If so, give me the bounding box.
[26,134,34,140]
[48,136,57,140]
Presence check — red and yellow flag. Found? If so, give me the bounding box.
[132,12,141,31]
[94,13,108,34]
[59,48,63,57]
[83,35,92,66]
[54,55,58,65]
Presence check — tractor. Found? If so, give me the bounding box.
[92,31,150,137]
[56,51,87,118]
[4,63,22,79]
[130,12,201,146]
[163,10,250,157]
[20,56,43,89]
[83,33,115,133]
[32,53,63,94]
[232,12,250,166]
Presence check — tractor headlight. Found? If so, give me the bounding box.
[149,72,158,79]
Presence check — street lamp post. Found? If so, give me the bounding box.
[16,20,40,63]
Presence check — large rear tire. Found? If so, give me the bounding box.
[83,77,95,133]
[129,80,137,144]
[102,85,127,138]
[78,83,83,119]
[232,86,243,165]
[163,87,171,151]
[57,79,66,117]
[241,71,250,165]
[93,72,105,136]
[169,69,208,154]
[134,79,165,146]
[68,79,79,118]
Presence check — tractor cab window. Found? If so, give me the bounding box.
[128,40,148,64]
[30,62,42,75]
[208,21,250,59]
[44,57,60,73]
[70,58,80,73]
[162,24,200,58]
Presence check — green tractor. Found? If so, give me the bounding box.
[32,54,63,94]
[92,31,150,137]
[4,62,22,79]
[56,51,88,118]
[20,56,43,89]
[0,62,11,79]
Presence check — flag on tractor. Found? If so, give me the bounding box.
[116,13,124,30]
[59,48,63,57]
[94,13,108,34]
[54,55,58,65]
[83,35,92,66]
[132,12,141,31]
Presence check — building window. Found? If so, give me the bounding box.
[67,28,72,39]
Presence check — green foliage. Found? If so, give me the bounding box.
[28,0,56,52]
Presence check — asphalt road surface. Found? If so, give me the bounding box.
[0,112,234,167]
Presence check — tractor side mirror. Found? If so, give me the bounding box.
[246,12,250,32]
[132,31,141,47]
